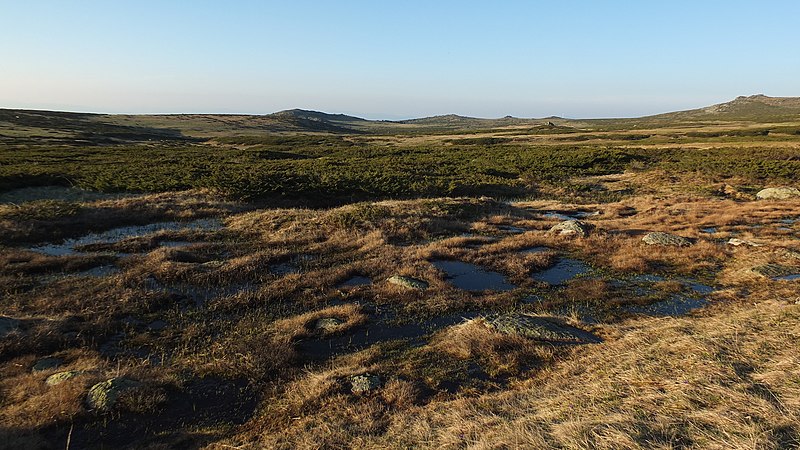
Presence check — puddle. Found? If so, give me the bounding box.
[680,279,714,295]
[780,217,799,224]
[29,219,223,256]
[617,273,715,316]
[432,260,516,292]
[539,210,599,221]
[700,227,717,234]
[497,225,527,234]
[297,311,480,360]
[74,265,120,277]
[531,258,591,285]
[629,274,666,283]
[625,295,707,316]
[338,276,372,288]
[776,274,800,281]
[541,212,573,221]
[0,185,130,204]
[520,246,551,254]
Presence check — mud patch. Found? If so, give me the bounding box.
[338,276,372,288]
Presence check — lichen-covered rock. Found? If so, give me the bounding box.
[642,232,692,247]
[756,187,800,200]
[485,314,600,344]
[46,370,84,386]
[727,238,763,247]
[751,264,798,278]
[548,220,593,237]
[32,357,63,372]
[349,374,382,394]
[314,317,344,332]
[86,377,141,411]
[387,275,428,290]
[0,316,20,338]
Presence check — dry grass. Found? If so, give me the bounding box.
[2,187,800,448]
[369,300,800,449]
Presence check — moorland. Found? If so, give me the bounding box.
[1,94,799,449]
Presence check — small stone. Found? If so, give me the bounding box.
[0,316,21,338]
[387,275,429,290]
[727,238,763,247]
[756,187,800,200]
[548,220,593,237]
[350,374,382,394]
[32,357,63,372]
[86,377,142,411]
[314,317,344,332]
[642,232,692,247]
[46,370,83,386]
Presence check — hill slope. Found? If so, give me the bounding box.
[2,95,799,142]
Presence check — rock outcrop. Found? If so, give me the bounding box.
[349,374,382,394]
[642,232,692,247]
[548,220,593,237]
[756,187,800,200]
[46,370,84,386]
[485,314,600,344]
[86,377,142,411]
[387,275,429,290]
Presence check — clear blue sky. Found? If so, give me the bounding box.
[1,1,798,119]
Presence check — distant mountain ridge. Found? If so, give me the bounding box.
[1,95,799,142]
[267,109,367,123]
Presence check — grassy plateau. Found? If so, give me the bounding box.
[0,95,799,449]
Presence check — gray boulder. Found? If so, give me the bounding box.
[0,316,20,338]
[548,220,593,237]
[387,275,429,290]
[642,232,692,247]
[485,314,600,344]
[349,374,382,394]
[756,187,800,200]
[86,377,142,411]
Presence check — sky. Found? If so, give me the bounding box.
[1,1,799,119]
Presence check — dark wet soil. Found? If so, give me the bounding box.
[43,377,258,449]
[337,276,372,288]
[297,310,480,360]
